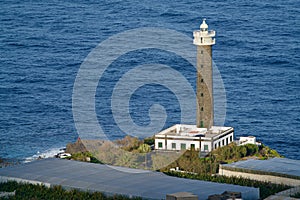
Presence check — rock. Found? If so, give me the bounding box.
[66,138,88,154]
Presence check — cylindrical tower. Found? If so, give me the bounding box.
[193,19,215,128]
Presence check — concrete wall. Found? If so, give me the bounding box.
[155,138,200,151]
[212,132,234,150]
[219,166,300,187]
[155,130,234,152]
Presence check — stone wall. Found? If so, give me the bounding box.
[196,45,213,129]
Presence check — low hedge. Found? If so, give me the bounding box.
[0,181,142,200]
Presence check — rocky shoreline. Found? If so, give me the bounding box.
[0,158,21,168]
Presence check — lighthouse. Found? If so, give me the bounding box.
[154,20,234,154]
[193,19,215,128]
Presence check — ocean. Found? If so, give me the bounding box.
[0,0,299,162]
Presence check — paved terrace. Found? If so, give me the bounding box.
[0,158,259,200]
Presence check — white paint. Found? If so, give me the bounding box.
[193,19,215,46]
[238,136,261,146]
[155,124,234,153]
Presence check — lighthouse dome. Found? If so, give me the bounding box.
[200,19,208,32]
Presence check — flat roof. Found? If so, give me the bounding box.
[156,124,233,138]
[223,158,300,178]
[0,158,258,200]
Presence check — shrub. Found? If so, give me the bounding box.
[0,181,142,200]
[165,171,290,199]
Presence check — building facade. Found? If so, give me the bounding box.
[155,124,234,152]
[238,136,261,146]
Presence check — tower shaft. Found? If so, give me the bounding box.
[193,19,215,129]
[196,45,213,128]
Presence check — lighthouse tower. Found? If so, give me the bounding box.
[154,21,234,153]
[193,19,215,128]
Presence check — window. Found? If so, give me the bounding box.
[218,141,221,147]
[222,140,224,145]
[172,143,176,149]
[226,138,228,145]
[158,142,163,148]
[191,144,195,150]
[200,121,204,128]
[230,136,233,142]
[201,107,204,111]
[214,143,217,149]
[201,79,204,83]
[181,143,186,150]
[201,50,203,54]
[201,93,203,97]
[204,144,208,151]
[201,64,203,68]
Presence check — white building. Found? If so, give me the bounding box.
[238,136,261,146]
[154,124,234,153]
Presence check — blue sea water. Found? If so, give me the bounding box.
[0,0,299,161]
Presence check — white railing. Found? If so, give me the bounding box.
[193,30,216,37]
[193,38,215,45]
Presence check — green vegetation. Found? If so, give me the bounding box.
[0,181,142,200]
[115,136,142,152]
[164,171,290,199]
[115,136,152,153]
[159,143,282,175]
[212,143,282,163]
[137,144,151,153]
[68,137,282,176]
[157,143,287,199]
[68,136,154,169]
[70,152,103,164]
[143,136,154,146]
[291,192,300,198]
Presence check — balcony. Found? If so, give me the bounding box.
[193,30,216,46]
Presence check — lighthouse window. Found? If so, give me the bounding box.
[201,79,204,83]
[201,107,204,111]
[204,144,208,151]
[172,143,176,149]
[201,65,203,68]
[201,93,203,97]
[201,50,203,54]
[158,142,163,148]
[181,143,186,150]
